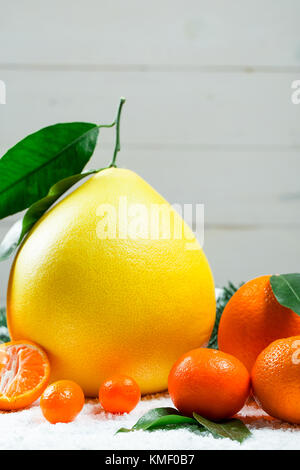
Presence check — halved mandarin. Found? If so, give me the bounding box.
[0,340,50,410]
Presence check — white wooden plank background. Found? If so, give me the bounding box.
[0,0,299,303]
[0,72,300,148]
[1,0,300,68]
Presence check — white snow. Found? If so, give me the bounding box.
[0,393,299,450]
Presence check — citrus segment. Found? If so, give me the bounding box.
[0,340,50,410]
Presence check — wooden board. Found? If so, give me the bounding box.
[0,0,300,68]
[0,71,299,149]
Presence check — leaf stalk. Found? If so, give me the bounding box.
[110,97,126,168]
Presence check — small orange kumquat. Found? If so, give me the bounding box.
[40,379,85,424]
[99,375,141,414]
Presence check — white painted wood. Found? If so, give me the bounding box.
[205,226,300,287]
[0,71,299,150]
[126,149,300,226]
[1,0,299,68]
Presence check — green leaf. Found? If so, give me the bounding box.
[138,414,196,430]
[0,122,99,220]
[193,413,252,443]
[133,408,181,430]
[208,282,243,349]
[117,422,206,436]
[0,170,97,261]
[116,407,197,434]
[116,407,252,443]
[270,274,300,315]
[0,307,10,343]
[147,423,207,436]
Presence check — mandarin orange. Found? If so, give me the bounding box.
[218,275,300,371]
[168,348,250,421]
[252,336,300,424]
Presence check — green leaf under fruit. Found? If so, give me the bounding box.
[117,422,205,436]
[116,407,197,434]
[116,407,252,443]
[0,170,97,261]
[193,413,252,443]
[270,274,300,315]
[134,414,196,430]
[132,407,181,430]
[0,122,99,220]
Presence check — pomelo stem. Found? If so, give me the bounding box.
[110,97,126,168]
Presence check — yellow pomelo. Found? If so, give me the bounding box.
[7,168,215,396]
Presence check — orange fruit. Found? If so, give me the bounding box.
[99,375,141,414]
[218,275,300,371]
[168,348,250,421]
[252,336,300,424]
[40,380,84,424]
[0,340,50,410]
